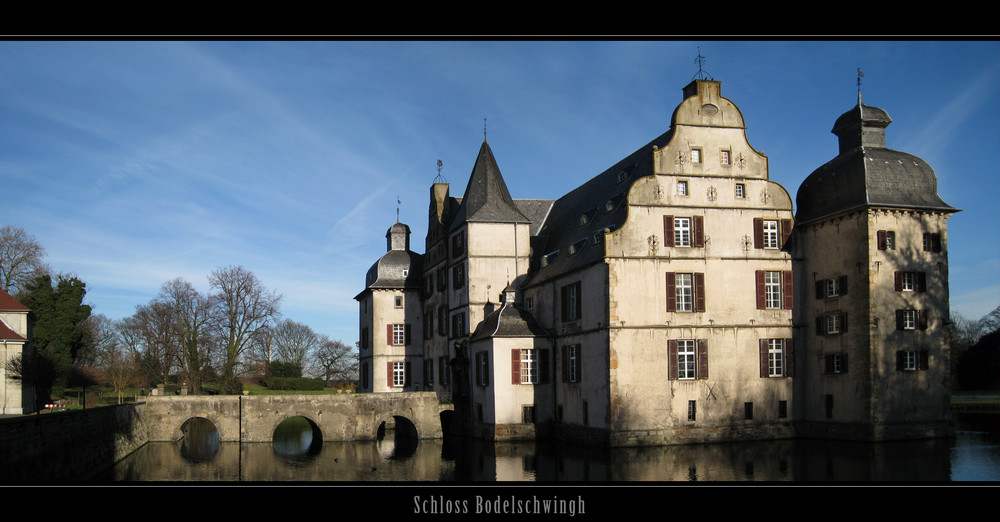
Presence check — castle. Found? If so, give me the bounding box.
[355,78,957,446]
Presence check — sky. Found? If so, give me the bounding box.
[1,40,997,346]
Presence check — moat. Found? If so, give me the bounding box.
[99,413,998,482]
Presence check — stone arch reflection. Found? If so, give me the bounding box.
[178,417,220,462]
[376,415,419,459]
[272,416,323,461]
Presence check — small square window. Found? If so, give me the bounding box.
[735,183,745,199]
[688,400,697,421]
[394,295,403,308]
[690,149,702,164]
[720,150,730,165]
[744,402,754,420]
[677,180,689,195]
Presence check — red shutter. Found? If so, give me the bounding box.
[511,349,521,384]
[840,313,848,333]
[387,361,393,387]
[753,218,764,249]
[694,272,706,312]
[839,275,848,295]
[539,350,550,384]
[693,216,705,248]
[560,285,569,322]
[919,350,930,370]
[759,340,768,378]
[666,272,677,312]
[919,309,928,330]
[697,339,708,380]
[877,230,887,250]
[816,316,824,335]
[894,271,903,291]
[815,280,824,299]
[917,272,927,292]
[576,346,582,383]
[668,340,678,380]
[755,270,766,310]
[896,310,905,330]
[785,339,794,377]
[780,219,792,247]
[663,216,675,247]
[386,324,393,345]
[782,270,794,309]
[405,361,411,387]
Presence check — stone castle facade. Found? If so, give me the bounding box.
[355,78,958,446]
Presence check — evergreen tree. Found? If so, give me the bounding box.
[20,274,92,400]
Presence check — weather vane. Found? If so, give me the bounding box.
[434,159,447,183]
[857,67,865,104]
[396,195,401,223]
[693,47,713,80]
[483,117,488,141]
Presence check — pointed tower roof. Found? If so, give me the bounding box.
[449,140,530,230]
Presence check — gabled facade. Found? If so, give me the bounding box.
[357,78,956,447]
[1,287,35,414]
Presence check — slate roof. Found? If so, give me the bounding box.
[356,223,423,298]
[449,141,532,230]
[796,102,957,224]
[470,298,550,341]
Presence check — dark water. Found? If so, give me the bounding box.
[104,414,999,482]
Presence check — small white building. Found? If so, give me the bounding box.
[0,287,35,415]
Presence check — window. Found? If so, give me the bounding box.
[512,349,549,385]
[825,353,848,374]
[360,327,369,350]
[390,361,407,387]
[895,271,926,293]
[388,323,410,346]
[778,400,788,419]
[362,363,369,390]
[688,400,697,421]
[762,220,780,249]
[560,282,582,321]
[666,272,706,312]
[439,357,449,387]
[753,218,791,249]
[562,345,580,383]
[452,263,465,289]
[824,395,833,419]
[663,215,705,248]
[690,149,702,164]
[451,312,465,338]
[877,230,896,250]
[424,311,434,340]
[425,359,434,386]
[676,273,693,312]
[522,405,536,423]
[735,183,745,199]
[760,339,794,377]
[817,313,847,335]
[394,295,403,308]
[669,339,708,380]
[451,232,465,258]
[756,270,793,310]
[816,275,848,299]
[525,297,534,313]
[896,309,928,330]
[475,351,489,387]
[720,150,730,165]
[896,350,929,371]
[744,402,754,420]
[437,267,448,291]
[437,305,448,336]
[677,340,697,379]
[424,274,434,296]
[923,233,942,252]
[677,180,689,195]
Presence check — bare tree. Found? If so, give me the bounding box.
[96,317,139,404]
[310,336,358,386]
[128,302,178,387]
[208,265,281,394]
[0,225,49,295]
[155,278,214,395]
[272,318,319,368]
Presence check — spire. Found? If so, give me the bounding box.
[450,140,530,228]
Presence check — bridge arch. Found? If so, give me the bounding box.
[272,415,323,459]
[375,413,419,458]
[178,416,221,461]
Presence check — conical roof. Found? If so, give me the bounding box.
[449,141,530,230]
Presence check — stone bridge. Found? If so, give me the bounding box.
[144,392,454,443]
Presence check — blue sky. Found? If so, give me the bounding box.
[1,40,997,346]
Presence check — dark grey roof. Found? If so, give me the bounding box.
[796,103,957,224]
[356,222,423,299]
[449,141,531,230]
[470,300,550,341]
[525,130,673,287]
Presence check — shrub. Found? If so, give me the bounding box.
[270,377,324,391]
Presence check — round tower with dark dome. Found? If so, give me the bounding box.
[792,95,958,442]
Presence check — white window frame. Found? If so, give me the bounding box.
[676,273,694,312]
[690,149,702,164]
[720,150,730,165]
[826,314,841,334]
[830,354,844,374]
[392,361,406,387]
[520,349,538,384]
[674,217,691,247]
[885,231,896,250]
[762,220,780,249]
[677,340,696,380]
[567,284,579,320]
[825,278,840,298]
[677,180,689,195]
[392,323,405,346]
[768,339,785,377]
[902,309,917,330]
[765,271,782,309]
[902,351,918,371]
[394,295,403,308]
[735,183,745,199]
[901,272,916,292]
[566,345,579,383]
